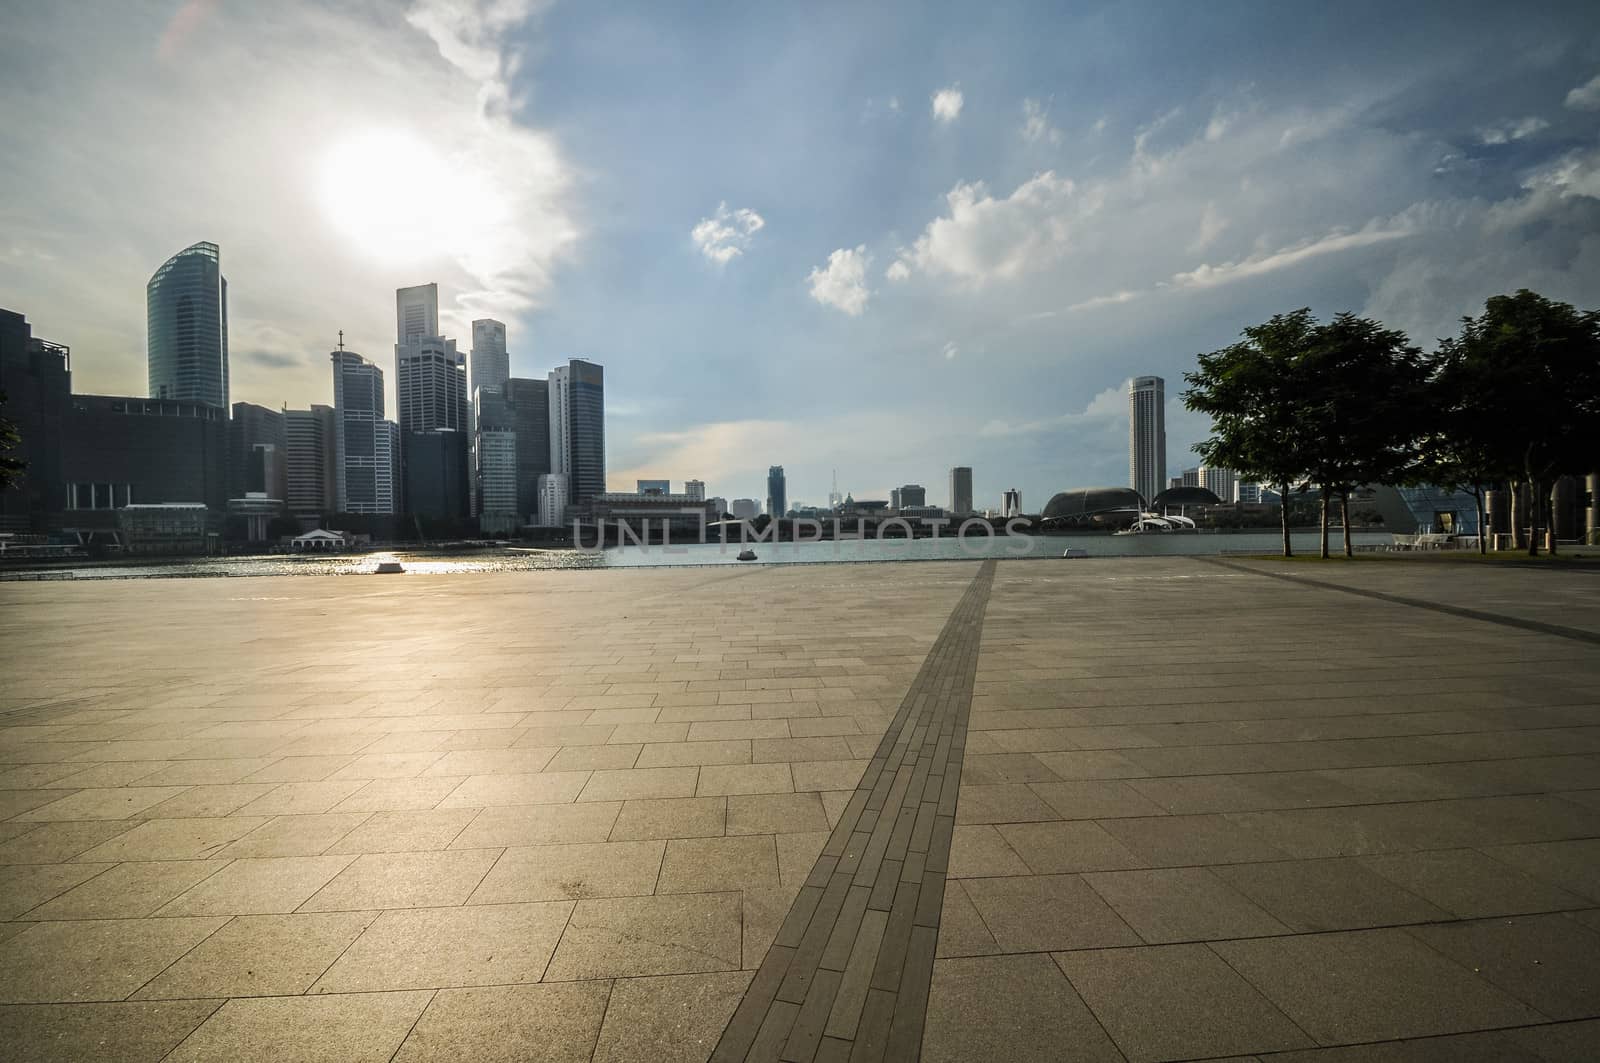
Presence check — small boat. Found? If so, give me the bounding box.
[736,549,758,561]
[1061,548,1089,559]
[374,561,405,574]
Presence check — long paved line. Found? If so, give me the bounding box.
[711,560,997,1063]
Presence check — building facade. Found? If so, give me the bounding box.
[1199,465,1237,503]
[536,472,569,527]
[637,479,670,496]
[147,242,229,408]
[0,309,71,531]
[404,429,470,521]
[547,359,606,505]
[473,386,520,523]
[331,349,394,515]
[471,319,509,398]
[949,466,973,515]
[1003,488,1022,518]
[898,484,927,508]
[61,395,228,530]
[284,405,337,522]
[730,498,760,520]
[1129,375,1166,506]
[766,466,787,517]
[684,479,706,501]
[396,283,439,346]
[229,403,287,502]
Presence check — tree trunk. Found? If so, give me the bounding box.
[1474,488,1487,555]
[1528,479,1540,557]
[1280,481,1292,557]
[1510,481,1524,551]
[1341,492,1353,557]
[1319,487,1330,559]
[1548,484,1560,556]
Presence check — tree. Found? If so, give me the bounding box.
[1418,341,1504,554]
[1441,291,1600,556]
[1184,311,1317,557]
[0,391,23,493]
[1297,314,1428,558]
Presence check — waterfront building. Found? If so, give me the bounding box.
[229,403,287,502]
[586,492,719,535]
[396,335,468,435]
[707,496,727,516]
[331,349,394,515]
[502,377,552,515]
[147,241,228,408]
[226,493,284,543]
[547,359,606,505]
[730,498,760,520]
[899,484,927,508]
[1199,465,1237,503]
[684,479,706,501]
[1129,375,1165,506]
[1003,488,1022,518]
[536,472,569,526]
[473,387,519,526]
[889,489,901,511]
[767,466,787,517]
[0,309,71,531]
[949,466,973,515]
[471,318,509,397]
[1237,482,1264,505]
[637,479,670,496]
[404,428,470,520]
[284,405,337,523]
[1041,486,1144,528]
[118,503,210,555]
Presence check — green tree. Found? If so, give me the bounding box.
[1418,340,1503,554]
[1441,291,1600,555]
[1184,310,1317,557]
[0,391,24,492]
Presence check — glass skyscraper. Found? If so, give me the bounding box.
[1129,375,1166,507]
[767,465,787,518]
[147,241,228,408]
[567,359,606,505]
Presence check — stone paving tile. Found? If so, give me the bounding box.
[74,816,271,862]
[0,917,227,1003]
[593,971,754,1063]
[963,873,1142,951]
[299,848,501,911]
[1407,913,1600,1020]
[1358,848,1589,918]
[393,980,610,1063]
[1082,866,1291,943]
[22,860,223,920]
[657,835,778,893]
[324,808,479,854]
[0,999,224,1063]
[0,821,135,864]
[1056,943,1313,1061]
[995,820,1147,874]
[135,911,379,998]
[162,990,433,1063]
[157,854,356,916]
[922,953,1123,1063]
[468,840,665,902]
[544,892,743,980]
[0,863,111,919]
[696,762,794,797]
[1213,857,1450,932]
[451,802,620,848]
[312,901,573,991]
[578,766,700,802]
[214,812,370,858]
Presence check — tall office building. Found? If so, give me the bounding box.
[949,467,973,515]
[147,241,228,408]
[331,348,395,514]
[0,309,71,531]
[471,319,509,397]
[396,283,439,345]
[767,466,787,518]
[536,472,569,527]
[1129,375,1166,506]
[502,378,551,515]
[473,386,519,525]
[548,359,606,504]
[1003,488,1022,518]
[229,403,287,501]
[397,336,468,435]
[899,484,927,508]
[889,489,901,511]
[1199,465,1237,502]
[684,479,706,502]
[284,405,337,521]
[1181,467,1200,488]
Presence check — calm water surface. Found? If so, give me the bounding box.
[7,531,1394,580]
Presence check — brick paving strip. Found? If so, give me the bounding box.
[712,560,997,1063]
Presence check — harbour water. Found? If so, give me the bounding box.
[4,531,1394,580]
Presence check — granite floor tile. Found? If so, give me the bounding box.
[923,953,1122,1063]
[0,917,227,1003]
[725,791,829,835]
[0,862,111,919]
[135,911,378,998]
[1360,848,1589,918]
[788,760,865,792]
[393,980,611,1063]
[162,990,432,1063]
[157,854,356,915]
[434,772,590,809]
[776,830,829,887]
[946,824,1032,878]
[325,808,479,854]
[75,817,270,862]
[22,860,222,920]
[214,812,370,858]
[578,767,700,803]
[658,834,779,893]
[1480,838,1600,902]
[1215,857,1450,932]
[1083,867,1290,943]
[544,892,742,980]
[313,901,573,991]
[696,763,793,797]
[1101,813,1292,866]
[0,999,224,1063]
[451,802,620,848]
[300,848,501,911]
[961,874,1140,952]
[932,881,1001,958]
[418,748,558,777]
[234,780,368,816]
[15,785,190,821]
[995,820,1147,874]
[136,783,278,819]
[469,840,665,902]
[1056,943,1313,1061]
[545,744,645,772]
[242,755,358,783]
[1032,749,1151,780]
[952,784,1061,825]
[592,971,754,1063]
[1407,913,1600,1020]
[0,821,136,865]
[740,884,801,969]
[634,740,750,768]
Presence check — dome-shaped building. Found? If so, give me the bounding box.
[1040,487,1146,528]
[1150,486,1222,514]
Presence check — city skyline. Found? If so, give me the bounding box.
[5,2,1599,508]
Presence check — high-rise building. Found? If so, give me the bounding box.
[1003,488,1022,518]
[536,472,569,526]
[730,498,760,520]
[637,479,670,496]
[229,403,287,502]
[889,489,901,510]
[61,396,228,526]
[396,283,439,346]
[0,309,71,531]
[949,467,973,515]
[474,387,519,524]
[471,319,509,398]
[284,405,337,521]
[396,336,468,436]
[767,466,787,517]
[404,428,470,520]
[684,479,706,501]
[1181,467,1200,488]
[899,484,927,508]
[1129,375,1166,506]
[501,378,550,515]
[331,349,394,515]
[147,241,228,408]
[1199,465,1237,502]
[548,359,605,504]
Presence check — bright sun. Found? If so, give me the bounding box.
[316,128,502,265]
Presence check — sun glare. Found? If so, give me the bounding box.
[316,128,501,265]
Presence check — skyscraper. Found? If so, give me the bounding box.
[396,338,468,435]
[331,348,395,514]
[474,387,519,525]
[229,403,287,501]
[899,484,927,508]
[471,319,509,397]
[949,467,973,515]
[684,479,706,501]
[147,241,228,407]
[1129,375,1166,506]
[1199,465,1237,502]
[396,283,439,345]
[1003,488,1022,517]
[548,359,606,504]
[503,377,550,515]
[767,466,787,518]
[285,404,337,522]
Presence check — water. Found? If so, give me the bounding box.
[3,531,1393,580]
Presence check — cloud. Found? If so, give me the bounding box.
[1189,202,1227,253]
[405,0,545,114]
[807,246,872,315]
[1172,218,1417,289]
[1566,73,1600,111]
[691,202,766,265]
[931,85,964,123]
[980,381,1125,437]
[1476,116,1550,145]
[885,260,911,282]
[941,341,958,360]
[1065,289,1141,313]
[890,172,1077,284]
[1021,99,1060,144]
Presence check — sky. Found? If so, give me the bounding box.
[3,0,1599,511]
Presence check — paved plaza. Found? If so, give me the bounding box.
[1,556,1598,1061]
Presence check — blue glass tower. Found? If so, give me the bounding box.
[147,241,228,408]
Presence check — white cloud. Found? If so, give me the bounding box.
[1066,289,1141,313]
[1189,202,1227,253]
[931,85,964,123]
[890,172,1077,284]
[1565,73,1600,111]
[885,260,911,282]
[1172,219,1417,289]
[1476,116,1550,145]
[980,381,1125,437]
[941,341,959,360]
[807,245,872,315]
[1021,98,1060,144]
[691,202,766,265]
